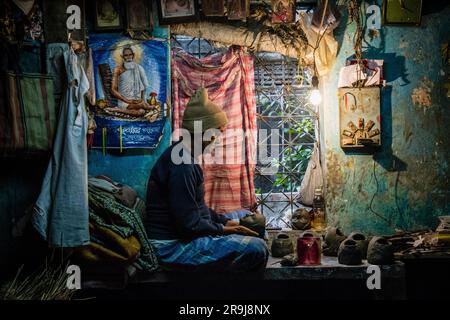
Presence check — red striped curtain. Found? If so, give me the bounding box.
[172,46,257,213]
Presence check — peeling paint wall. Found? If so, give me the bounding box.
[322,1,450,235]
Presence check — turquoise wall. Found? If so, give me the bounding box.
[1,1,450,276]
[322,1,450,235]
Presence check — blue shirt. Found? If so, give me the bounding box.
[145,140,230,240]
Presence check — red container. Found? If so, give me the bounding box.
[297,234,322,265]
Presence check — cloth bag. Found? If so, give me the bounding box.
[0,72,57,154]
[297,143,323,206]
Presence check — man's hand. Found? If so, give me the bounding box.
[223,225,259,237]
[225,220,239,227]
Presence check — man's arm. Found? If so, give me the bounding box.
[209,208,231,225]
[168,164,224,239]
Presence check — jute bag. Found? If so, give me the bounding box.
[298,143,323,206]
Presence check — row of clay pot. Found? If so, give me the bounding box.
[271,231,322,258]
[324,227,395,265]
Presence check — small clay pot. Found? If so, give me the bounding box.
[323,227,346,257]
[271,234,294,258]
[367,236,394,265]
[338,239,362,265]
[301,231,315,238]
[291,208,312,230]
[347,232,369,259]
[240,213,266,238]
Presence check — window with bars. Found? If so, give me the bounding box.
[253,53,317,228]
[171,36,318,228]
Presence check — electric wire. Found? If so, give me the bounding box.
[369,159,397,229]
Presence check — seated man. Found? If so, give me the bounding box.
[145,88,268,272]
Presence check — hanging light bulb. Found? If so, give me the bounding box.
[309,75,322,106]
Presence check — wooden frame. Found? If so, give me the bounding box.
[200,0,226,22]
[382,0,422,26]
[271,0,296,24]
[95,0,123,31]
[157,0,199,25]
[126,0,152,31]
[202,0,225,17]
[227,0,249,21]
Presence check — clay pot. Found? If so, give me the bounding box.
[297,231,321,265]
[347,232,369,259]
[323,227,346,257]
[291,208,312,230]
[367,236,394,265]
[239,213,266,238]
[271,234,294,258]
[338,239,362,265]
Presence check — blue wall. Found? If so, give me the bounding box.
[322,1,450,235]
[88,120,171,198]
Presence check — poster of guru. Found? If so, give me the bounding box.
[90,34,169,150]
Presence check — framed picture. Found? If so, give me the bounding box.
[157,0,199,25]
[126,0,152,31]
[339,87,381,150]
[202,0,225,17]
[271,0,296,24]
[95,0,123,31]
[383,0,422,26]
[227,0,249,21]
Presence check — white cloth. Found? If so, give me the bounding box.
[33,48,90,247]
[117,62,149,109]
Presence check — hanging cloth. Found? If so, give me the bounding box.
[171,46,257,213]
[297,143,324,206]
[32,47,90,247]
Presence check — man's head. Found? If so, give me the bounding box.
[121,46,135,62]
[182,88,228,152]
